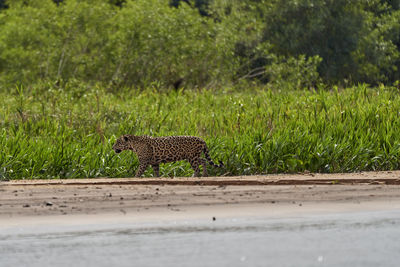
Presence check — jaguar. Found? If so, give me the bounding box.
[112,135,223,177]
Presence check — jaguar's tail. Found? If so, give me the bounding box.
[203,145,224,168]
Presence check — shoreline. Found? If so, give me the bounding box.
[4,170,400,186]
[2,171,400,227]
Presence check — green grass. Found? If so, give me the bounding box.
[1,82,400,179]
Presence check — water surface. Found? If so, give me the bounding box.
[1,210,399,267]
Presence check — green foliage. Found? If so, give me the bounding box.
[0,0,237,90]
[0,0,114,87]
[2,0,400,180]
[261,0,400,85]
[108,0,223,88]
[2,83,400,179]
[1,0,400,88]
[353,6,400,83]
[265,55,322,89]
[263,0,365,82]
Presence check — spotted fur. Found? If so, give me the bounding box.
[112,135,223,177]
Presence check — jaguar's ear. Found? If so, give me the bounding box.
[123,136,129,142]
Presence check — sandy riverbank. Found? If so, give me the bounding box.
[1,171,400,226]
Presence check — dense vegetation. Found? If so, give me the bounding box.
[1,0,400,179]
[1,0,400,89]
[1,83,400,179]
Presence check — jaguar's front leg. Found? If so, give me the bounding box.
[135,163,148,177]
[152,164,160,177]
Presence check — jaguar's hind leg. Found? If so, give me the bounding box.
[189,158,207,177]
[200,158,208,177]
[189,159,201,177]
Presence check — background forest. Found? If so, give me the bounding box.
[1,0,400,90]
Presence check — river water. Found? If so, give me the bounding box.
[1,210,400,267]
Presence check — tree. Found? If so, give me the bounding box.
[263,0,366,83]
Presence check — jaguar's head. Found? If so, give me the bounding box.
[112,135,132,153]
